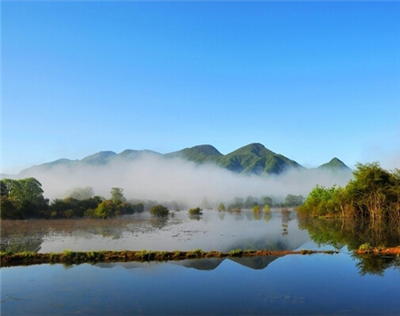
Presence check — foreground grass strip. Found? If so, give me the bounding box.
[356,246,400,255]
[0,249,342,267]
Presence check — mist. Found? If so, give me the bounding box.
[18,153,353,207]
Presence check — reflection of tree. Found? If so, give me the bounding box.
[218,211,225,221]
[281,209,292,235]
[354,253,400,276]
[264,213,272,223]
[149,217,169,229]
[188,214,201,221]
[298,216,400,275]
[252,211,262,221]
[298,217,400,250]
[1,237,43,253]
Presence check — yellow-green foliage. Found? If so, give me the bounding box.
[188,207,202,215]
[299,163,400,220]
[150,205,170,217]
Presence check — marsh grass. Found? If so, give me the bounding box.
[1,248,346,267]
[229,249,243,257]
[358,243,373,253]
[186,248,205,259]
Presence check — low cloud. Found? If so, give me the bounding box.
[19,153,353,206]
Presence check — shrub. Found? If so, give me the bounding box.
[150,205,169,217]
[188,207,202,215]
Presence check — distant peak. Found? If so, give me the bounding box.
[318,157,351,171]
[230,143,274,156]
[330,157,343,163]
[189,145,222,156]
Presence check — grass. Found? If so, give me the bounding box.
[1,248,351,267]
[229,249,243,257]
[358,243,372,253]
[186,248,205,259]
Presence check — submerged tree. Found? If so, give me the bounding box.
[150,205,170,217]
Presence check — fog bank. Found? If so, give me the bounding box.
[18,154,352,206]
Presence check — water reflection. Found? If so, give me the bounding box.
[298,216,400,275]
[2,254,399,316]
[1,210,310,254]
[297,216,400,249]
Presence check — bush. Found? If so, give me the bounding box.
[188,207,202,215]
[150,205,169,217]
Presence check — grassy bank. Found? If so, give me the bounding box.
[1,248,339,267]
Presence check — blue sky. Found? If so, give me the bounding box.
[2,1,399,174]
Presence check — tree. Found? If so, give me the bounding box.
[67,186,94,200]
[0,178,48,219]
[218,203,226,211]
[284,194,304,207]
[110,187,126,205]
[150,205,169,217]
[346,162,397,220]
[188,207,202,215]
[244,196,255,208]
[262,196,273,207]
[94,200,116,219]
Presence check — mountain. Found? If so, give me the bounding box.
[318,158,351,172]
[165,144,223,163]
[80,151,117,165]
[218,143,303,175]
[15,143,350,177]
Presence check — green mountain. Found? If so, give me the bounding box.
[165,144,223,163]
[119,149,162,160]
[218,143,303,175]
[16,143,350,177]
[318,157,351,172]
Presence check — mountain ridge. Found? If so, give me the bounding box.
[16,143,351,177]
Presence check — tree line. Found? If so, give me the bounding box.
[0,179,143,220]
[298,162,400,221]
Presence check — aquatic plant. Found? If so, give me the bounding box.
[229,249,243,257]
[188,207,203,215]
[186,248,205,259]
[150,205,170,217]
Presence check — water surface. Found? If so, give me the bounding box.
[2,209,400,315]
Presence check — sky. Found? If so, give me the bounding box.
[2,0,400,174]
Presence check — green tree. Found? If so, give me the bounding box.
[346,162,398,220]
[94,200,116,219]
[218,203,226,211]
[150,205,169,217]
[188,207,202,215]
[284,194,304,207]
[110,187,126,205]
[262,196,273,207]
[244,196,256,208]
[0,178,48,219]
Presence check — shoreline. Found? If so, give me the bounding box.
[1,249,338,267]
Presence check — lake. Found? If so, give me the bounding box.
[1,209,400,315]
